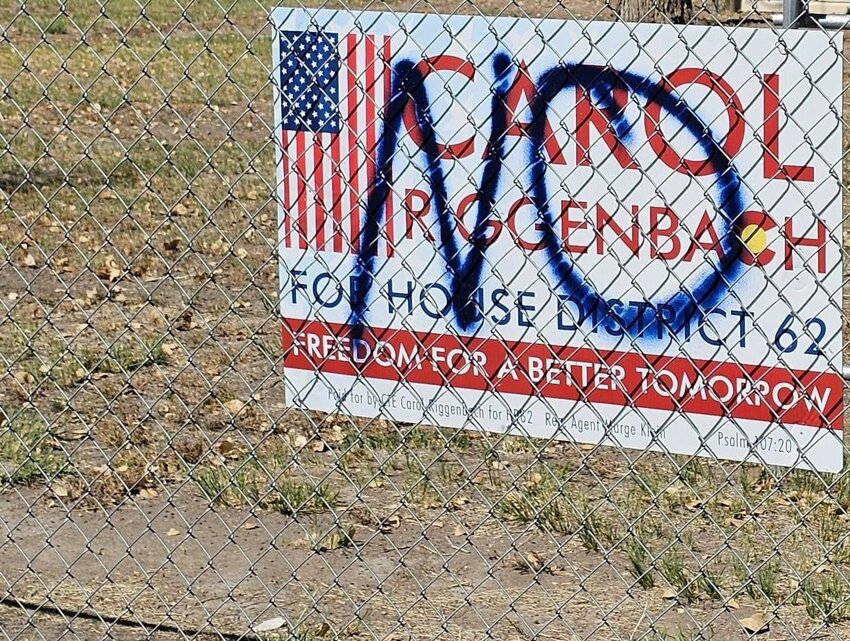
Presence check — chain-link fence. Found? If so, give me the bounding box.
[1,1,849,640]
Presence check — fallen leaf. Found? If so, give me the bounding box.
[740,612,768,634]
[224,399,244,414]
[525,551,543,571]
[727,598,740,610]
[243,522,259,530]
[14,371,35,385]
[252,617,286,633]
[216,439,241,458]
[166,528,180,537]
[525,472,543,486]
[325,426,346,443]
[95,258,121,282]
[175,312,196,330]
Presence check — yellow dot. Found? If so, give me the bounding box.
[741,223,768,255]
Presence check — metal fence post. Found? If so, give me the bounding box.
[783,0,812,27]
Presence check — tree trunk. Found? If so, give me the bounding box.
[618,0,693,23]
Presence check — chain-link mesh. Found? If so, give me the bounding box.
[1,1,849,640]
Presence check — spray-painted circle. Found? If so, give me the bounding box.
[526,65,746,339]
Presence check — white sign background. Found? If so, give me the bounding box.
[273,9,844,472]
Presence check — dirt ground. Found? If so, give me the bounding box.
[1,1,850,640]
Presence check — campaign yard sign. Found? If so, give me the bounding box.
[272,9,844,472]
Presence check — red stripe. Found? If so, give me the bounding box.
[346,34,359,252]
[294,133,308,249]
[314,135,326,250]
[282,320,844,430]
[281,130,291,248]
[365,35,377,255]
[382,36,394,258]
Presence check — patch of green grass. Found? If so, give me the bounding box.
[736,557,778,601]
[433,461,461,487]
[3,333,170,391]
[624,535,655,588]
[258,621,337,641]
[0,412,64,484]
[676,455,712,486]
[306,523,356,552]
[785,469,827,500]
[753,560,779,600]
[660,549,697,602]
[42,17,71,35]
[402,476,442,509]
[698,566,724,601]
[267,479,339,515]
[336,443,371,474]
[801,573,850,622]
[630,465,665,502]
[97,339,172,373]
[495,480,573,535]
[343,421,478,456]
[192,462,260,507]
[572,497,616,552]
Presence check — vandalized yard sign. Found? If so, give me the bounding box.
[273,9,844,471]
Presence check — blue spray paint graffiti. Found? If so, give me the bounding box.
[348,53,746,341]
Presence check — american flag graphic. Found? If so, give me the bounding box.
[279,30,394,255]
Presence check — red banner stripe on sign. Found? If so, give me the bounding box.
[281,319,844,430]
